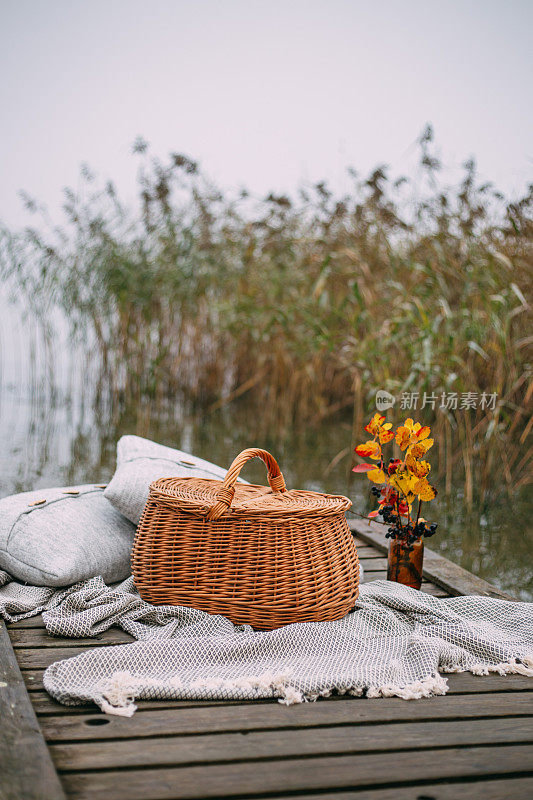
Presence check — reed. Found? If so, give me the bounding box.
[1,127,531,497]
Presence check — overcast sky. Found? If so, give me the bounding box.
[1,0,531,228]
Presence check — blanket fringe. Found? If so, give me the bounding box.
[365,673,448,700]
[96,670,183,716]
[96,670,138,716]
[440,655,533,678]
[94,655,533,715]
[96,669,304,714]
[189,670,304,705]
[99,698,137,717]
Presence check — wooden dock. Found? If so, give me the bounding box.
[2,518,532,800]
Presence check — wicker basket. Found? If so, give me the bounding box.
[132,447,359,630]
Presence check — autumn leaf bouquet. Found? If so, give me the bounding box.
[353,414,439,588]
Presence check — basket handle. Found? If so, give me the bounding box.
[206,448,287,520]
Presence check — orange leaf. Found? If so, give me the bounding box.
[355,440,381,460]
[364,413,386,435]
[395,426,412,450]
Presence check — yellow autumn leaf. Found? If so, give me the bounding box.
[405,453,431,478]
[410,438,434,458]
[367,468,388,483]
[413,478,437,501]
[389,470,418,497]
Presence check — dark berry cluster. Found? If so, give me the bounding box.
[371,491,438,543]
[383,517,438,544]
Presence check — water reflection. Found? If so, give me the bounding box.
[1,382,531,600]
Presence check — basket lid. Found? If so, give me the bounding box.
[148,448,351,519]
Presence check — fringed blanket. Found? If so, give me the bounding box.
[1,570,532,716]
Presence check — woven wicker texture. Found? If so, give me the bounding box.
[132,448,359,630]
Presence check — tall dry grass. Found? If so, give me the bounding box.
[1,127,531,497]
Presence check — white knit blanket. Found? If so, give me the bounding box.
[1,570,532,716]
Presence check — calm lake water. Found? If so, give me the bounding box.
[1,373,531,600]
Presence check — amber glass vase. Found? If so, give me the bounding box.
[387,537,424,590]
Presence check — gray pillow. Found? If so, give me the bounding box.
[104,435,244,524]
[0,484,135,586]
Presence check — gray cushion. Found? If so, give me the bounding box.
[104,435,243,525]
[0,485,135,586]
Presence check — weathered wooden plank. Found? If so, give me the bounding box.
[359,556,388,568]
[349,519,515,600]
[355,546,385,558]
[361,570,450,596]
[40,692,533,741]
[59,745,533,800]
[31,691,268,714]
[420,584,452,597]
[9,628,134,648]
[18,647,114,669]
[0,620,66,800]
[353,536,370,547]
[22,669,45,691]
[247,777,533,800]
[446,672,533,693]
[6,614,46,629]
[49,716,533,770]
[359,569,400,580]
